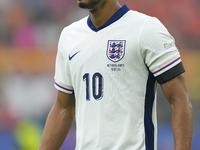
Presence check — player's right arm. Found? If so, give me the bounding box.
[38,90,75,150]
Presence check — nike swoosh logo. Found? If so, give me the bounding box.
[69,51,81,60]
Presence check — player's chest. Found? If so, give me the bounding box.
[68,28,142,70]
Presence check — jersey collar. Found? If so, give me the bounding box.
[87,5,130,32]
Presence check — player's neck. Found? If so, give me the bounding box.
[89,1,121,28]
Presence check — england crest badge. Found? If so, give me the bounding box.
[107,40,126,62]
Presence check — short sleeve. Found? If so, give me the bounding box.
[54,30,74,94]
[140,17,185,84]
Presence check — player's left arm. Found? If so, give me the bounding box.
[161,73,193,150]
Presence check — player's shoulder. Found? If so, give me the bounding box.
[122,9,160,29]
[125,10,152,22]
[126,10,166,32]
[62,16,88,35]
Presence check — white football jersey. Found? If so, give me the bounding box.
[54,5,184,150]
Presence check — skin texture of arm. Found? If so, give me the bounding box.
[38,90,75,150]
[161,73,193,150]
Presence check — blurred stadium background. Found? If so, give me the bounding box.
[0,0,199,149]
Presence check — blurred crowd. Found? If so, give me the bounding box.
[0,0,200,49]
[0,0,84,49]
[0,0,200,149]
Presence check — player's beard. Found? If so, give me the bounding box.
[78,0,101,9]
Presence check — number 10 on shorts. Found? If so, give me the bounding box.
[83,72,104,101]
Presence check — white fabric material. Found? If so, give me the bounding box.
[54,9,181,150]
